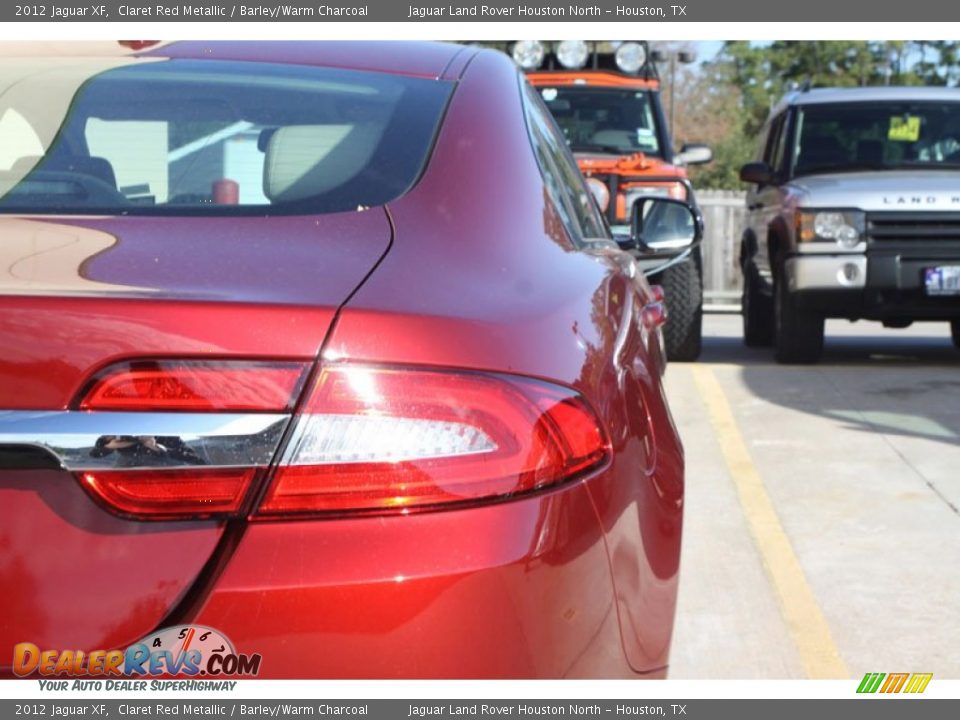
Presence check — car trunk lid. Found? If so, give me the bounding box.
[0,210,391,663]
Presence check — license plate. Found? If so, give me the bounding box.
[924,266,960,296]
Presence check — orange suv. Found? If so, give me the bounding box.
[508,41,712,360]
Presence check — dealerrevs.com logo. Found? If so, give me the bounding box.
[13,625,262,679]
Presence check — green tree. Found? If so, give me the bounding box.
[687,41,960,188]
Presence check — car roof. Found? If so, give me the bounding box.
[0,41,474,81]
[772,85,960,115]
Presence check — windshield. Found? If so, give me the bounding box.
[537,86,662,157]
[793,101,960,176]
[0,59,452,215]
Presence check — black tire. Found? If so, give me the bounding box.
[774,273,824,364]
[742,261,774,347]
[951,320,960,349]
[659,257,703,362]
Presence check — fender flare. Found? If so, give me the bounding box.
[767,215,793,281]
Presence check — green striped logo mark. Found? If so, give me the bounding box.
[857,672,886,693]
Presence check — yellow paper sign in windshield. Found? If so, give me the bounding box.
[889,115,921,142]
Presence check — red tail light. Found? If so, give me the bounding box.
[256,366,610,516]
[79,360,309,412]
[70,360,308,520]
[80,468,257,519]
[70,361,607,520]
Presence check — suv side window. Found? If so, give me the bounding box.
[522,80,608,243]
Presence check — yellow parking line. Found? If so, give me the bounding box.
[689,365,849,679]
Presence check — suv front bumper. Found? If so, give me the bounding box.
[785,245,960,321]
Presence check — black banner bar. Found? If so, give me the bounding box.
[2,0,959,22]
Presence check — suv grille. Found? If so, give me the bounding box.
[867,212,960,242]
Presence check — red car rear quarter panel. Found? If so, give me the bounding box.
[323,50,602,384]
[196,486,628,678]
[203,50,683,676]
[331,50,684,672]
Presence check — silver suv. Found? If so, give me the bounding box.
[739,86,960,363]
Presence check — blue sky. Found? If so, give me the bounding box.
[697,41,725,65]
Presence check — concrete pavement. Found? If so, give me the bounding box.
[666,314,960,678]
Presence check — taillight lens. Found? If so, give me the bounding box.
[71,361,607,520]
[71,360,308,520]
[80,360,309,412]
[256,366,610,516]
[80,468,257,519]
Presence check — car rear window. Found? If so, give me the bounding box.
[0,59,453,215]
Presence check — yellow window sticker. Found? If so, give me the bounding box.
[889,115,921,142]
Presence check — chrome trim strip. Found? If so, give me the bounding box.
[0,411,290,471]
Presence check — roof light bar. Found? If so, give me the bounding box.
[512,40,546,70]
[615,43,647,74]
[556,41,589,69]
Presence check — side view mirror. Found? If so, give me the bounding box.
[624,197,702,254]
[739,161,777,186]
[676,143,713,166]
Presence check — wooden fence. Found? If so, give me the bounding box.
[697,189,747,309]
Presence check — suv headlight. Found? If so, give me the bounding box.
[798,210,865,249]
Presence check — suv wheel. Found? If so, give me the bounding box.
[659,257,703,362]
[951,320,960,350]
[742,261,774,347]
[774,272,824,364]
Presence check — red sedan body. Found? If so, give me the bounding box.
[0,41,683,678]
